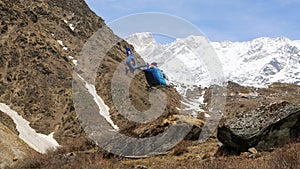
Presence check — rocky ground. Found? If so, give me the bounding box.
[12,81,300,168]
[0,0,299,168]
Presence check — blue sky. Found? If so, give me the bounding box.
[85,0,300,42]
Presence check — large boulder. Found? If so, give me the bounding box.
[217,101,300,151]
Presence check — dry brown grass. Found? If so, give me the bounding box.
[13,148,115,169]
[13,138,116,169]
[121,142,300,169]
[203,142,300,169]
[268,143,300,169]
[14,141,300,169]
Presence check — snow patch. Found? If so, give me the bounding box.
[72,60,78,65]
[0,103,60,154]
[181,98,205,117]
[77,75,119,130]
[199,90,206,105]
[57,40,64,47]
[205,113,211,118]
[57,40,69,51]
[64,19,75,31]
[68,56,78,65]
[69,24,75,31]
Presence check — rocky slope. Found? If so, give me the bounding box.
[0,0,113,166]
[0,0,189,166]
[0,0,103,137]
[0,0,107,166]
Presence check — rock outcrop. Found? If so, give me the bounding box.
[218,101,300,151]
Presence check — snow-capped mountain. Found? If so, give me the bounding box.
[212,37,300,86]
[127,33,300,88]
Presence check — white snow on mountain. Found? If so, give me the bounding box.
[76,74,119,131]
[127,33,300,88]
[127,33,215,91]
[212,37,300,87]
[0,103,60,154]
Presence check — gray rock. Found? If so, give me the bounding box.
[217,101,300,151]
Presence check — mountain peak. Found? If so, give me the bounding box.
[126,32,158,51]
[127,33,300,87]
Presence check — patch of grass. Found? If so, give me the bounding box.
[268,143,300,169]
[171,141,189,156]
[14,145,115,169]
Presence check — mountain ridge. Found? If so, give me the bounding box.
[127,33,300,87]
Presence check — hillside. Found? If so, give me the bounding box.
[0,0,186,167]
[0,0,106,166]
[0,0,123,166]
